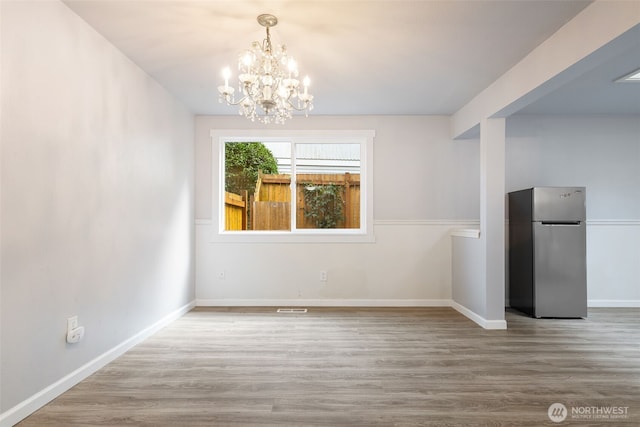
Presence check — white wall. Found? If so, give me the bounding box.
[196,116,480,221]
[0,1,195,421]
[450,118,508,329]
[195,115,480,305]
[195,113,640,308]
[506,115,640,305]
[452,235,485,316]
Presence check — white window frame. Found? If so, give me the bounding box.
[211,129,375,243]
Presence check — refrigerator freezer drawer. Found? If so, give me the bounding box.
[533,222,587,318]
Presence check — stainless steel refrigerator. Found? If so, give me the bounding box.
[508,187,587,318]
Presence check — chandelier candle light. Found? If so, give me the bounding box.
[218,14,314,124]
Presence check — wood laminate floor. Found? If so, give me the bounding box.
[18,307,640,426]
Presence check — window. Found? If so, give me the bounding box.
[211,129,374,243]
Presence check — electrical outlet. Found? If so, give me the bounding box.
[66,316,84,344]
[320,270,328,282]
[67,316,78,333]
[66,326,85,344]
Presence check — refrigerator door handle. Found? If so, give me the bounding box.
[540,221,582,225]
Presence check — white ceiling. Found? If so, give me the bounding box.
[63,0,639,117]
[516,39,640,115]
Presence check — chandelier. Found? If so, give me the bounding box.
[218,14,314,124]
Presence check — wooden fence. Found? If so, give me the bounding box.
[252,201,291,230]
[224,190,247,231]
[253,174,291,230]
[224,172,360,230]
[296,173,360,229]
[257,172,360,230]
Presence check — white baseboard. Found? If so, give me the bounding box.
[450,301,508,330]
[588,299,640,308]
[196,299,508,330]
[196,298,453,307]
[0,300,196,427]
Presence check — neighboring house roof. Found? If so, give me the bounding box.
[263,141,360,174]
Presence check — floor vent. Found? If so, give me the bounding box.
[277,308,308,313]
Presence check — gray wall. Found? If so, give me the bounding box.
[195,116,481,305]
[195,114,639,307]
[506,115,640,218]
[1,0,195,413]
[196,115,481,221]
[506,115,640,304]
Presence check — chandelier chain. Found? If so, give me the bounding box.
[264,27,272,55]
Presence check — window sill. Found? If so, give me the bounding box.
[212,229,375,244]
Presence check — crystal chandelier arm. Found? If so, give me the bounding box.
[285,98,313,112]
[220,93,251,107]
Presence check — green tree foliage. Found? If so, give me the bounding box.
[225,142,278,195]
[302,183,345,228]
